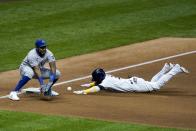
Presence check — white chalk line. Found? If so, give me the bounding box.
[0,50,195,99]
[0,95,9,99]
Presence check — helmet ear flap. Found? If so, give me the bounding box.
[91,68,106,84]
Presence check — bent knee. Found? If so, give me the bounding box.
[22,70,34,79]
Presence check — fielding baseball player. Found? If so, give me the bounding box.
[73,63,189,94]
[9,39,61,101]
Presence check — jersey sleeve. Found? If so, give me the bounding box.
[98,75,110,90]
[27,53,39,67]
[47,50,56,62]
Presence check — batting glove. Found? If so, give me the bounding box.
[80,83,91,87]
[73,90,87,95]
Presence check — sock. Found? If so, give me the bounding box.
[14,76,31,91]
[52,78,58,85]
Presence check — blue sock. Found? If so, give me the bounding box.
[52,78,58,85]
[14,76,31,91]
[48,78,58,89]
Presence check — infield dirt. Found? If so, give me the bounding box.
[0,37,196,130]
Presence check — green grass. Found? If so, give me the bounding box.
[0,110,192,131]
[0,0,196,71]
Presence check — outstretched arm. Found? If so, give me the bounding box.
[80,82,95,87]
[73,86,100,95]
[33,66,47,92]
[49,61,56,82]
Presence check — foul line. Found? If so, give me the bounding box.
[53,50,196,86]
[0,50,195,99]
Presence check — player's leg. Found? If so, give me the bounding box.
[155,64,189,88]
[151,63,173,82]
[13,76,31,91]
[134,64,188,92]
[9,65,34,101]
[127,76,158,92]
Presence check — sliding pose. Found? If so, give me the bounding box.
[73,63,189,94]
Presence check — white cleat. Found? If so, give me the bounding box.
[162,63,171,73]
[51,91,59,96]
[169,63,175,69]
[8,91,20,101]
[172,64,189,74]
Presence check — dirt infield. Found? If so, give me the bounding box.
[0,38,196,130]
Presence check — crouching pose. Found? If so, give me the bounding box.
[9,39,61,101]
[73,63,189,94]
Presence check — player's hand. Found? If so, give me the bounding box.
[73,90,87,95]
[80,83,91,87]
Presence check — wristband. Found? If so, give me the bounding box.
[49,73,55,82]
[90,82,95,87]
[38,77,44,85]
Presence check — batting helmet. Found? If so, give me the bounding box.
[91,68,106,84]
[35,39,47,48]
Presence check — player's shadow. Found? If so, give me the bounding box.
[96,90,196,97]
[154,90,196,97]
[22,93,61,102]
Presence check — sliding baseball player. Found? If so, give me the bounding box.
[73,63,189,94]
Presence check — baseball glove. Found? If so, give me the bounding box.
[40,81,53,96]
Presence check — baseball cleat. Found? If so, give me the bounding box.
[8,91,20,101]
[169,63,175,68]
[162,63,170,73]
[172,64,189,74]
[51,91,59,96]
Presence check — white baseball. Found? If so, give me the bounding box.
[67,86,72,91]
